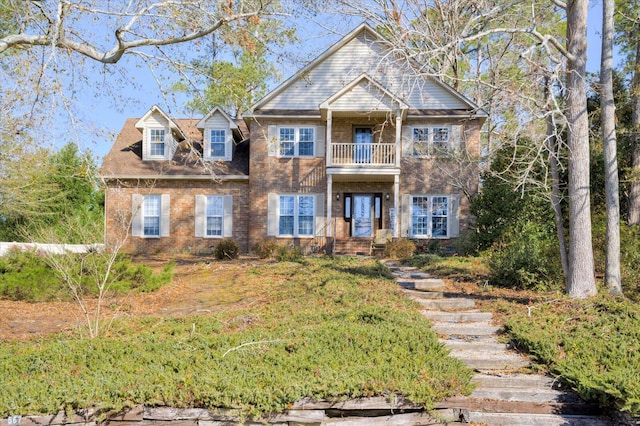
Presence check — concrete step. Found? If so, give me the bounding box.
[442,340,513,352]
[457,356,530,371]
[403,289,447,299]
[397,279,446,291]
[465,412,611,426]
[437,399,605,418]
[424,311,493,323]
[469,388,582,404]
[471,373,560,390]
[414,297,476,311]
[432,322,501,336]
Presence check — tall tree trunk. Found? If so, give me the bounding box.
[546,80,569,281]
[601,0,622,294]
[565,0,597,298]
[629,38,640,225]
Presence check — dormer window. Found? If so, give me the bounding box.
[149,129,166,157]
[210,129,227,158]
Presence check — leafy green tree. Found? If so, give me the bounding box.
[0,142,103,243]
[183,48,276,118]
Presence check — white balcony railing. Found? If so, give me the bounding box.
[329,143,397,166]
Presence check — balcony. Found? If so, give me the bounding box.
[328,143,398,167]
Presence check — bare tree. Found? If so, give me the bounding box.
[601,0,622,294]
[0,1,282,63]
[310,0,597,297]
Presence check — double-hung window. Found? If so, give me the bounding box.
[412,127,450,156]
[210,129,226,158]
[149,129,166,157]
[279,195,314,237]
[206,195,224,237]
[411,195,449,238]
[279,127,315,157]
[143,195,161,237]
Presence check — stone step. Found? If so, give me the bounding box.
[414,297,476,311]
[465,412,611,426]
[397,279,446,291]
[424,311,493,323]
[457,356,530,371]
[436,399,605,418]
[471,373,560,390]
[432,322,501,336]
[403,289,447,299]
[442,340,513,352]
[469,388,583,404]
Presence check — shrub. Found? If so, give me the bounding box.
[276,244,302,262]
[385,239,416,259]
[0,250,63,302]
[0,250,174,301]
[413,239,444,255]
[214,238,240,260]
[253,238,280,259]
[486,221,562,291]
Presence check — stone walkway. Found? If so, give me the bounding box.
[385,261,614,426]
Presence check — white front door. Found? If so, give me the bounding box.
[353,195,373,237]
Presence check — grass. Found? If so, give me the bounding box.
[405,253,640,417]
[0,257,473,420]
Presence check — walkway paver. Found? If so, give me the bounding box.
[384,261,613,426]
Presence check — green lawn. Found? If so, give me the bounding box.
[0,257,473,420]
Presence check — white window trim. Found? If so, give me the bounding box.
[278,126,315,158]
[277,194,315,238]
[132,194,170,238]
[205,128,232,161]
[206,195,224,237]
[410,195,450,239]
[147,128,168,159]
[195,194,233,238]
[411,126,451,158]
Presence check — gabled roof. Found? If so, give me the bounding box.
[197,106,239,130]
[135,105,186,139]
[248,23,380,114]
[99,118,249,180]
[246,22,486,117]
[319,73,409,114]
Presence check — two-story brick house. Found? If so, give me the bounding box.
[100,23,486,255]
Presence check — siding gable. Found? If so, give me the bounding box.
[249,25,474,114]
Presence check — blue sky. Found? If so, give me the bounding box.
[63,1,612,161]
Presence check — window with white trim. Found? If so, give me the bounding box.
[279,127,315,157]
[143,195,161,237]
[278,195,314,237]
[210,129,226,158]
[206,195,223,237]
[411,195,449,238]
[149,129,166,157]
[412,126,450,156]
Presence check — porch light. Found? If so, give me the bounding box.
[336,193,340,201]
[385,193,390,200]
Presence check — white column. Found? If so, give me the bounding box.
[327,174,333,237]
[395,112,402,167]
[393,174,400,238]
[326,110,333,167]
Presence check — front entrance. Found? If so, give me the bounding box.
[353,194,373,237]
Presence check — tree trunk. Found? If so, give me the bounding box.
[601,0,622,294]
[565,0,597,298]
[629,38,640,225]
[546,80,569,281]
